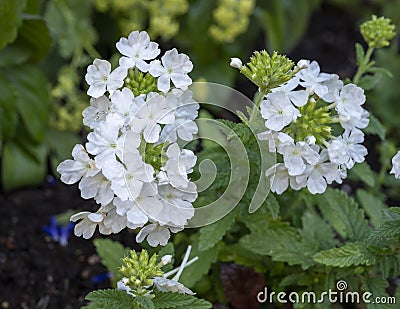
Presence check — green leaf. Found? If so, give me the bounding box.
[367,66,393,78]
[348,162,375,187]
[313,242,376,267]
[7,65,50,143]
[361,276,392,309]
[45,129,80,175]
[135,296,155,309]
[365,114,386,140]
[0,70,18,141]
[356,190,386,227]
[85,289,139,309]
[93,239,129,277]
[318,189,370,241]
[2,141,47,191]
[180,236,223,287]
[153,291,212,309]
[355,43,365,66]
[0,0,26,49]
[17,17,52,62]
[358,74,382,90]
[198,208,239,251]
[240,227,317,270]
[368,219,400,243]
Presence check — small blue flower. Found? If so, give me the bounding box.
[91,272,113,284]
[42,216,74,246]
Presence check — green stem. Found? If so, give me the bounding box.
[353,46,375,84]
[249,89,267,123]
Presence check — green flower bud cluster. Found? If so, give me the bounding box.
[360,15,396,48]
[50,66,86,132]
[124,69,158,97]
[119,250,164,293]
[93,0,188,40]
[142,142,168,172]
[284,99,332,144]
[209,0,255,43]
[240,50,296,93]
[147,0,189,39]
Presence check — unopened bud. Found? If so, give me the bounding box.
[297,59,309,69]
[161,255,173,265]
[230,57,242,69]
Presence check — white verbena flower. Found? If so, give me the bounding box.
[272,76,309,107]
[79,172,114,205]
[279,141,320,176]
[82,96,111,129]
[149,48,193,92]
[327,129,367,169]
[296,60,333,97]
[70,211,111,239]
[257,130,294,152]
[113,197,149,229]
[260,91,301,131]
[296,150,341,194]
[136,223,182,247]
[116,30,160,72]
[85,59,127,98]
[390,151,400,179]
[265,163,306,194]
[334,83,366,120]
[57,144,99,184]
[153,277,195,295]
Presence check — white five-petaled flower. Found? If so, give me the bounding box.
[296,60,333,97]
[113,197,148,229]
[257,130,294,153]
[334,83,366,120]
[57,144,99,184]
[116,30,160,71]
[85,59,127,98]
[296,150,341,194]
[390,151,400,179]
[70,211,111,239]
[327,129,367,169]
[265,163,306,194]
[136,222,183,247]
[272,77,309,107]
[82,96,111,129]
[260,91,301,131]
[149,48,193,92]
[278,141,320,176]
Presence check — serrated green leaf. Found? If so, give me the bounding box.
[0,0,26,49]
[85,289,138,309]
[356,190,386,227]
[2,141,47,191]
[0,70,18,141]
[365,114,386,140]
[348,162,375,187]
[180,236,223,287]
[240,227,317,270]
[318,189,370,241]
[93,239,129,277]
[368,219,400,243]
[219,244,268,273]
[313,242,376,267]
[7,65,50,143]
[198,208,239,251]
[153,291,212,309]
[135,296,155,309]
[358,74,382,90]
[355,43,365,66]
[361,276,392,309]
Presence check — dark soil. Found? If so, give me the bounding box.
[0,182,136,309]
[0,3,372,309]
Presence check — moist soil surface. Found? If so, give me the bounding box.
[0,4,365,309]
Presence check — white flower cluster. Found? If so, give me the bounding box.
[258,60,369,194]
[390,151,400,179]
[57,31,199,247]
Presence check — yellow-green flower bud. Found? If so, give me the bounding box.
[240,50,297,92]
[360,15,396,48]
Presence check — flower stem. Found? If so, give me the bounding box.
[353,46,374,84]
[249,89,267,123]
